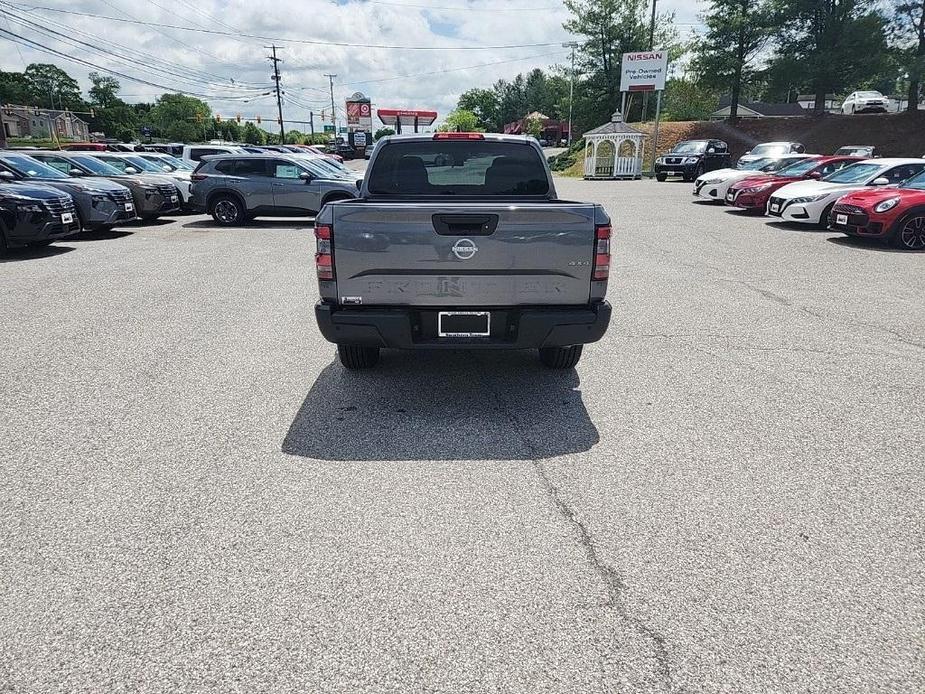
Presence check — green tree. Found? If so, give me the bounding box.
[374,127,395,140]
[893,1,925,111]
[285,129,304,144]
[693,0,773,120]
[768,0,892,112]
[457,88,499,130]
[87,73,137,139]
[437,109,483,132]
[524,116,544,138]
[662,77,720,121]
[242,121,266,144]
[562,0,680,128]
[150,93,210,142]
[0,70,32,104]
[24,64,84,110]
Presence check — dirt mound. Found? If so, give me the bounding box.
[637,111,925,161]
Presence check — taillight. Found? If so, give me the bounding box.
[593,224,611,280]
[315,224,334,280]
[190,173,208,181]
[433,132,484,140]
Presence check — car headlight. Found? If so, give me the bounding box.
[682,157,699,164]
[873,197,900,213]
[702,178,723,185]
[655,157,665,164]
[789,194,829,204]
[742,182,774,193]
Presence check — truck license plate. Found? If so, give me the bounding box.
[125,203,134,212]
[438,311,490,338]
[836,214,848,225]
[61,212,73,224]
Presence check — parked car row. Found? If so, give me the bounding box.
[0,150,182,252]
[692,153,925,250]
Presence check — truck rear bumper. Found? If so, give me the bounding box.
[315,301,612,349]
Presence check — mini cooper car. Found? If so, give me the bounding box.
[828,168,925,250]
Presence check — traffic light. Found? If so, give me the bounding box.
[236,114,241,123]
[256,115,261,124]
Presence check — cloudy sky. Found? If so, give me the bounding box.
[0,0,703,130]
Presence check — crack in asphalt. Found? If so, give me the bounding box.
[485,370,675,693]
[801,307,925,351]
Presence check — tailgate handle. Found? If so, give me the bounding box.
[432,214,499,236]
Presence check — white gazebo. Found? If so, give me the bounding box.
[583,111,645,180]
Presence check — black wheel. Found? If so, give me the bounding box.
[818,202,836,229]
[338,344,380,369]
[894,213,925,251]
[210,195,246,226]
[695,163,705,179]
[655,172,667,182]
[539,345,583,369]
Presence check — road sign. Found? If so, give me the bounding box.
[620,51,668,92]
[339,126,348,134]
[353,131,367,147]
[323,124,335,133]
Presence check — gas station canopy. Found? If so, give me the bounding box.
[376,109,438,133]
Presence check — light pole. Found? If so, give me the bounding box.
[562,41,579,147]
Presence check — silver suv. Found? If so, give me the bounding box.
[189,154,359,226]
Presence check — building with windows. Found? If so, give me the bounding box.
[1,105,90,140]
[503,111,569,144]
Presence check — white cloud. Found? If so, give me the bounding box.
[0,0,704,131]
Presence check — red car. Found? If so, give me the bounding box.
[725,156,863,212]
[829,168,925,250]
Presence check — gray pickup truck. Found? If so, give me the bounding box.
[313,133,612,369]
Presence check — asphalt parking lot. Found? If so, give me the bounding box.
[2,176,922,693]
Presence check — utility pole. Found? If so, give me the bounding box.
[324,73,337,136]
[562,41,579,146]
[309,111,315,139]
[267,45,285,144]
[642,0,658,123]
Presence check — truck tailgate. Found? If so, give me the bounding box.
[330,202,597,306]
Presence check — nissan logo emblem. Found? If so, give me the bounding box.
[452,238,478,260]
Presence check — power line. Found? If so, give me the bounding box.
[0,25,259,101]
[1,7,268,94]
[0,8,268,96]
[359,0,565,11]
[340,50,569,87]
[11,3,569,50]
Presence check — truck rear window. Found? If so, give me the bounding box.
[367,141,549,196]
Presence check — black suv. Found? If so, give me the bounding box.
[654,139,731,182]
[0,180,80,252]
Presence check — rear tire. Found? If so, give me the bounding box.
[539,345,583,369]
[655,173,667,182]
[210,195,246,226]
[338,344,380,369]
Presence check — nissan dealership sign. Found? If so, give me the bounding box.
[620,51,668,92]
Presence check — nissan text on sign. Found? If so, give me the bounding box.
[620,51,668,92]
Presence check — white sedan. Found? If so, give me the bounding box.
[767,158,925,225]
[841,90,889,114]
[693,155,813,203]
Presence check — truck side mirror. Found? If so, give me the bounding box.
[299,171,312,182]
[871,177,889,186]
